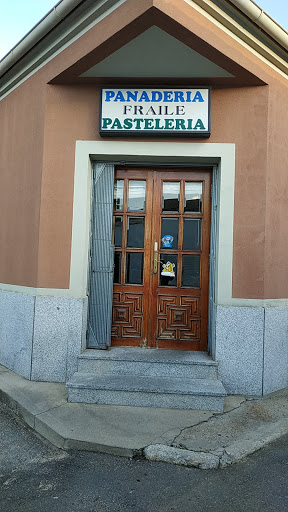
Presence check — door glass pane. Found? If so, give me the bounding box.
[183,219,201,250]
[128,181,146,211]
[160,254,177,287]
[182,255,200,287]
[161,218,178,249]
[126,253,143,284]
[184,182,202,212]
[113,253,121,283]
[114,180,124,211]
[127,217,145,248]
[162,182,180,212]
[114,216,123,247]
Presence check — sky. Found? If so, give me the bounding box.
[0,0,287,60]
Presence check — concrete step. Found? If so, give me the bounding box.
[77,348,218,380]
[66,373,226,411]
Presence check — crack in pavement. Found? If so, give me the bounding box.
[35,403,66,417]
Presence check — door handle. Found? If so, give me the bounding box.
[153,242,161,274]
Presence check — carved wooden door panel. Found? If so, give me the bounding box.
[111,168,211,351]
[150,170,211,351]
[111,169,153,347]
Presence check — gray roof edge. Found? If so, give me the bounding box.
[0,0,287,85]
[229,0,288,49]
[0,0,85,76]
[0,0,124,97]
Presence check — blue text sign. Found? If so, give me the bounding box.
[100,88,211,137]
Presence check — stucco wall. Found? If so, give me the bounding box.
[38,84,100,289]
[264,79,288,298]
[0,81,45,287]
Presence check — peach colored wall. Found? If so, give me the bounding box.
[264,78,288,298]
[212,87,269,299]
[0,80,45,287]
[0,0,287,299]
[37,85,99,288]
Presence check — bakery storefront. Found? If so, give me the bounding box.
[0,0,288,410]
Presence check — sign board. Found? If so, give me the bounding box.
[100,88,210,137]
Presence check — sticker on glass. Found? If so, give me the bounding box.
[161,235,174,248]
[161,261,175,277]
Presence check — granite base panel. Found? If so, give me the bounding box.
[31,296,87,382]
[263,307,288,394]
[0,290,87,383]
[0,291,35,379]
[215,306,264,395]
[215,305,288,396]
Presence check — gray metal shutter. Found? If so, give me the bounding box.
[208,166,218,356]
[87,162,114,348]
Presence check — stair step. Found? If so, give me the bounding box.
[67,373,226,411]
[78,348,218,380]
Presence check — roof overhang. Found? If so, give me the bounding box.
[1,0,288,98]
[50,5,266,87]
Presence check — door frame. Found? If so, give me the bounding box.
[87,161,218,353]
[69,140,235,357]
[111,163,216,351]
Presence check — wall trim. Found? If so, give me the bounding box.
[71,140,236,303]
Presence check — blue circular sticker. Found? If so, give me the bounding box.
[161,235,174,248]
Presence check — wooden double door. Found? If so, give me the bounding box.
[111,167,211,351]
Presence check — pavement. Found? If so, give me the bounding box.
[0,363,288,470]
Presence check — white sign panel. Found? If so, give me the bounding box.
[100,88,210,137]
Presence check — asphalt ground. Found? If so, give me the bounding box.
[1,402,288,512]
